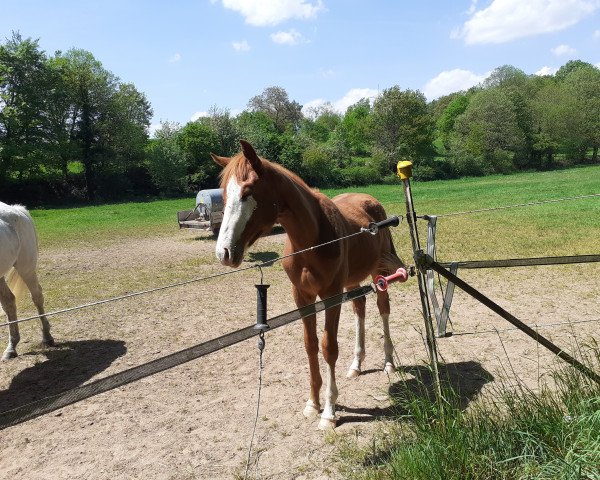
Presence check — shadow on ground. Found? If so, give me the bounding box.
[0,339,126,414]
[246,251,280,265]
[336,361,493,427]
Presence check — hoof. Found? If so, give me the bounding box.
[303,401,320,419]
[2,350,17,361]
[384,363,396,375]
[346,368,361,379]
[43,336,55,347]
[318,416,336,430]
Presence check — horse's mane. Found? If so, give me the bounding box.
[220,152,314,194]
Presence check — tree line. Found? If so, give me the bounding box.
[1,33,599,205]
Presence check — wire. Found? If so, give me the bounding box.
[1,223,387,328]
[0,264,257,328]
[423,193,600,219]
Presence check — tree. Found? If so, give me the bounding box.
[555,60,596,81]
[300,103,340,143]
[436,93,471,150]
[146,122,186,195]
[371,86,434,170]
[177,121,220,190]
[55,49,151,199]
[341,98,372,156]
[57,49,118,200]
[452,88,525,173]
[483,65,528,89]
[561,65,600,161]
[97,82,152,176]
[200,106,237,156]
[247,86,303,133]
[234,110,281,161]
[530,81,563,168]
[0,33,54,180]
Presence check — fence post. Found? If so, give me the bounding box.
[397,161,443,403]
[425,215,458,337]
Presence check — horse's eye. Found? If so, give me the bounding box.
[241,190,253,201]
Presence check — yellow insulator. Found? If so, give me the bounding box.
[397,161,413,180]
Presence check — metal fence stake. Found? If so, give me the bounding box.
[397,161,443,404]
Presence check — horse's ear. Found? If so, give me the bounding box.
[240,139,263,174]
[211,153,230,168]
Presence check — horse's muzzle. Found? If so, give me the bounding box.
[216,245,243,268]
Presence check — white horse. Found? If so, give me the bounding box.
[0,202,53,360]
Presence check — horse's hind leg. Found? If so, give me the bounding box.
[347,287,366,378]
[21,270,54,346]
[0,278,20,360]
[376,288,396,374]
[320,302,341,430]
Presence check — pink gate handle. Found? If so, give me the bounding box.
[374,268,408,292]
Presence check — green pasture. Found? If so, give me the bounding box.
[326,164,600,261]
[31,165,600,260]
[30,197,193,248]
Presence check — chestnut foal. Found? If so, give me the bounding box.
[212,140,404,429]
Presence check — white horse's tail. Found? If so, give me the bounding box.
[5,268,27,303]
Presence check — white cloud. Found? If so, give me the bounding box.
[169,53,182,63]
[552,44,577,55]
[270,29,306,45]
[148,124,162,138]
[423,69,489,100]
[191,111,209,121]
[333,88,378,113]
[319,68,335,78]
[213,0,324,27]
[535,66,559,76]
[232,40,251,51]
[191,108,242,121]
[302,88,379,117]
[456,0,600,45]
[594,29,600,38]
[301,98,327,117]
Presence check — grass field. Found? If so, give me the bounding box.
[30,164,600,260]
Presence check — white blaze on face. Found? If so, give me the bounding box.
[216,177,257,265]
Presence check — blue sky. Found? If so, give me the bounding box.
[2,0,600,133]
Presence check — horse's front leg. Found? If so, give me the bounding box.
[0,278,20,360]
[347,288,366,378]
[320,302,341,430]
[295,288,321,419]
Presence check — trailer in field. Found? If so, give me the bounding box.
[177,188,224,235]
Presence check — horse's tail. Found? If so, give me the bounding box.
[377,228,405,275]
[7,207,34,305]
[0,269,26,317]
[5,268,27,303]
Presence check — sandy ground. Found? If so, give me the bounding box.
[0,227,598,479]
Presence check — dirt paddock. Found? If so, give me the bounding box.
[1,227,598,479]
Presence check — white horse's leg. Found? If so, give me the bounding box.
[377,289,395,374]
[381,313,395,374]
[319,304,341,430]
[0,278,20,360]
[347,291,366,378]
[21,270,53,346]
